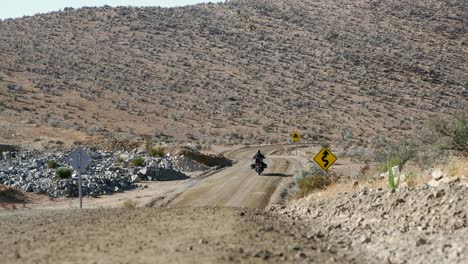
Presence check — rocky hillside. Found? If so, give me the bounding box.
[0,0,466,146]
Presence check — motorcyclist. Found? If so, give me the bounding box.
[252,150,266,169]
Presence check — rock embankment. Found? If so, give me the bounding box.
[0,149,209,198]
[277,179,468,264]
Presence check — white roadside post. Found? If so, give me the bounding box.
[68,147,92,209]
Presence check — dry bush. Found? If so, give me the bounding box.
[0,185,26,203]
[122,199,138,209]
[420,111,468,156]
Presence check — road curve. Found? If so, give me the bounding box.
[170,145,300,208]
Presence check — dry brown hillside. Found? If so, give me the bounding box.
[0,0,467,148]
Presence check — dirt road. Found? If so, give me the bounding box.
[0,207,360,264]
[170,145,301,208]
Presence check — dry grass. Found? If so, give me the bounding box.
[122,199,138,209]
[293,176,336,199]
[448,157,468,178]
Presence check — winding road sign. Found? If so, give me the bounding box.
[313,147,337,171]
[291,131,301,142]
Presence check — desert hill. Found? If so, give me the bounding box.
[0,0,466,148]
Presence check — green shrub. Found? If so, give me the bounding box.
[147,147,165,157]
[386,160,400,189]
[129,156,145,167]
[48,119,60,127]
[47,160,58,169]
[0,102,5,112]
[55,167,73,179]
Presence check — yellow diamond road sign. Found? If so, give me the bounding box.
[313,147,337,171]
[291,132,301,142]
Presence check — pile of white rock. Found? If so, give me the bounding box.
[0,149,206,198]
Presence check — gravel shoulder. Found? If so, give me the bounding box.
[278,181,468,264]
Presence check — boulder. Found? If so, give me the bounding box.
[431,169,444,181]
[440,176,460,185]
[427,179,441,188]
[131,174,142,183]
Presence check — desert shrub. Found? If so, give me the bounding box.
[293,166,332,198]
[116,155,125,164]
[86,126,101,135]
[122,199,138,209]
[47,160,58,169]
[0,102,5,112]
[147,146,165,157]
[376,140,417,170]
[129,156,145,167]
[55,167,73,179]
[421,112,468,156]
[48,119,60,127]
[327,31,339,41]
[295,175,333,198]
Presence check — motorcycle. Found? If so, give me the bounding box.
[251,161,267,175]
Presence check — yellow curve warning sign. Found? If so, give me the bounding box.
[291,131,301,142]
[313,147,337,171]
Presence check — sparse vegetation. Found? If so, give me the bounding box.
[147,146,165,158]
[47,119,60,128]
[47,160,58,169]
[122,199,138,209]
[421,112,468,156]
[129,156,145,167]
[292,167,336,198]
[0,102,5,112]
[405,171,417,188]
[0,0,465,145]
[55,167,73,179]
[295,175,334,198]
[116,155,126,164]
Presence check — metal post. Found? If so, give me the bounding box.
[78,154,82,209]
[295,141,297,156]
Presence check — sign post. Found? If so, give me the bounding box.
[291,131,301,156]
[313,147,337,172]
[67,147,92,209]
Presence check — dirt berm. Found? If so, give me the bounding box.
[172,147,233,167]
